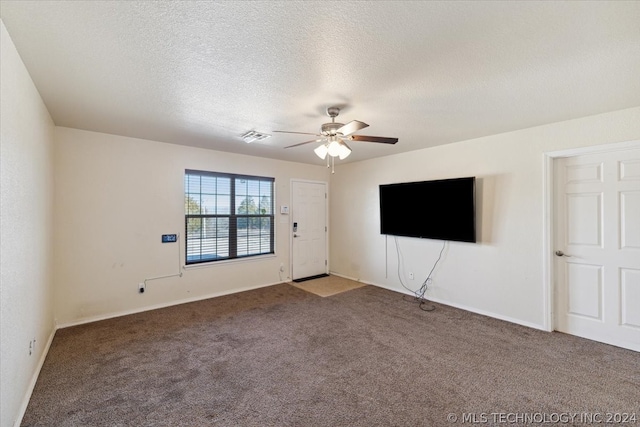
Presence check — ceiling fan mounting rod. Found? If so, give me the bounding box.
[322,106,343,135]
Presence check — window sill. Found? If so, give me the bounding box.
[183,253,277,270]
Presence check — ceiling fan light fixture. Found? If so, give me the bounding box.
[338,143,351,160]
[327,138,342,157]
[279,106,398,171]
[314,143,329,159]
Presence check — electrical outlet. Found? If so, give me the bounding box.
[138,282,146,294]
[409,272,414,280]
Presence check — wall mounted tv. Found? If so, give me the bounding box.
[379,177,476,243]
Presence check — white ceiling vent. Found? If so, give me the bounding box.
[240,131,271,143]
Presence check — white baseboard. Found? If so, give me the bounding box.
[56,280,287,330]
[14,326,56,427]
[328,271,377,286]
[330,271,546,332]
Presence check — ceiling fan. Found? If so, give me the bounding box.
[274,107,398,172]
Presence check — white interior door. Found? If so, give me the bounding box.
[554,147,640,351]
[291,181,327,281]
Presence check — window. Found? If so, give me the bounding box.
[185,170,274,264]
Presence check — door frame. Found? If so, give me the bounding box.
[542,139,640,332]
[289,178,329,280]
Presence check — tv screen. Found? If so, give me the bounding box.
[379,177,476,243]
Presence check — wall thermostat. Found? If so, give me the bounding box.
[162,234,177,243]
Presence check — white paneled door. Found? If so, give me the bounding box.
[554,147,640,351]
[291,181,327,281]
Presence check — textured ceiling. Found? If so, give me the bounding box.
[2,1,640,165]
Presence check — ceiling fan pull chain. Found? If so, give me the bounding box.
[331,156,335,174]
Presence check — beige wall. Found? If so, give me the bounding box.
[0,21,56,427]
[53,127,329,326]
[329,107,640,329]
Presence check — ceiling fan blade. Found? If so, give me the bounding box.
[337,120,369,137]
[284,139,322,149]
[274,130,321,136]
[349,135,398,144]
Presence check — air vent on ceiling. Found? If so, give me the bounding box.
[240,130,271,143]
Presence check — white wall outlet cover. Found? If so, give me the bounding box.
[280,206,289,214]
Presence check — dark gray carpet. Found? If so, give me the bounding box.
[22,284,639,426]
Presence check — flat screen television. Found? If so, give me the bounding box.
[379,177,476,243]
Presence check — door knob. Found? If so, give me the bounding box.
[555,250,572,257]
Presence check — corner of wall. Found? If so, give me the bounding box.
[1,20,56,427]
